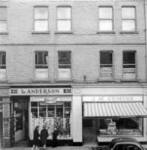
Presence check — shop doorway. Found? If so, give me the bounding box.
[11,97,29,145]
[0,112,2,148]
[83,118,98,146]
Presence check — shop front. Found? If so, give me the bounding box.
[9,86,73,146]
[72,86,147,144]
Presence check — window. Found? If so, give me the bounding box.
[58,51,71,80]
[98,6,113,32]
[0,7,7,33]
[123,51,136,80]
[0,51,6,80]
[57,7,71,32]
[122,6,136,32]
[100,51,113,79]
[35,51,48,80]
[34,6,48,32]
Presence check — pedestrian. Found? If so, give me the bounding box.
[32,125,40,150]
[52,127,58,147]
[40,125,49,150]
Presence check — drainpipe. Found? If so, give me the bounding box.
[144,0,147,82]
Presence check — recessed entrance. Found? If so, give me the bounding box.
[11,96,29,146]
[83,118,98,146]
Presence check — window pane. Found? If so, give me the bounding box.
[123,51,135,64]
[122,20,135,31]
[58,51,71,65]
[57,7,71,19]
[0,7,7,20]
[57,20,71,31]
[0,21,7,32]
[100,52,112,64]
[99,20,112,31]
[34,7,48,19]
[122,7,135,19]
[99,7,112,19]
[0,52,6,69]
[34,20,48,32]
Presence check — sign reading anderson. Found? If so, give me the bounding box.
[9,88,72,96]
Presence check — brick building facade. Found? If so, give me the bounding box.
[0,0,147,148]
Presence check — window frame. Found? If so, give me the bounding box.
[98,6,114,33]
[56,6,72,33]
[35,51,48,69]
[121,6,137,32]
[122,50,137,80]
[99,50,114,80]
[33,6,49,33]
[57,51,72,81]
[0,6,8,34]
[0,51,6,69]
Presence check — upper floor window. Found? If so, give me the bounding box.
[122,6,136,32]
[57,7,71,32]
[0,7,7,33]
[98,6,113,32]
[58,51,71,80]
[34,6,49,32]
[100,51,113,79]
[0,51,6,81]
[35,51,48,80]
[123,51,136,80]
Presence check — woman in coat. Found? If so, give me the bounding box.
[32,126,40,150]
[40,125,48,150]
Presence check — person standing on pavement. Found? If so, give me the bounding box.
[40,125,49,150]
[52,127,58,147]
[32,125,40,150]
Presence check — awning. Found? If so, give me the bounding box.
[84,102,147,117]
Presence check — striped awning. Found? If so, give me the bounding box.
[84,102,147,117]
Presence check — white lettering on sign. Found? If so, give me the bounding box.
[9,88,72,96]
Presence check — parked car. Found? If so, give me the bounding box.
[96,137,145,150]
[109,137,145,150]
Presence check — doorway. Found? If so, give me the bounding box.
[0,112,2,148]
[83,118,98,146]
[11,97,29,145]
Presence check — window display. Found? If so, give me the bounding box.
[99,118,143,136]
[30,101,71,140]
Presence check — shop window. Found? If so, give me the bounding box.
[34,6,49,32]
[98,6,113,32]
[35,51,48,80]
[58,51,71,81]
[122,6,136,32]
[30,101,71,139]
[100,51,113,80]
[57,6,71,32]
[0,51,6,81]
[98,118,143,136]
[123,51,136,80]
[0,7,7,33]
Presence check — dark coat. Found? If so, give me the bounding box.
[33,128,40,146]
[40,128,48,145]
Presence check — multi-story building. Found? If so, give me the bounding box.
[1,0,147,148]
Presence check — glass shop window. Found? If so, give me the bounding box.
[98,118,143,136]
[31,102,38,118]
[56,105,63,117]
[39,103,46,117]
[47,105,54,117]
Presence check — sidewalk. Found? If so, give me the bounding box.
[1,146,92,150]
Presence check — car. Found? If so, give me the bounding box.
[109,137,145,150]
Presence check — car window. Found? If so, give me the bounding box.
[114,144,141,150]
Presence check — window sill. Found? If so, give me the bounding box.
[120,31,139,34]
[0,32,8,35]
[32,31,50,34]
[97,31,115,34]
[55,31,73,34]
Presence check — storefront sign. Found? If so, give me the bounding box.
[83,96,143,102]
[9,88,72,96]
